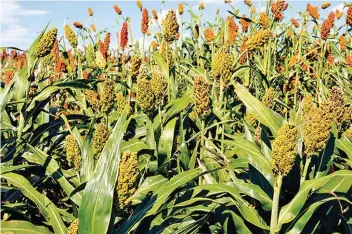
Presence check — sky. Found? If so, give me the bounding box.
[0,0,349,50]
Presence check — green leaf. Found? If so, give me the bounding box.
[153,52,169,80]
[231,181,272,211]
[131,175,168,205]
[1,173,67,234]
[223,138,273,186]
[116,169,202,234]
[194,184,269,230]
[234,83,284,137]
[162,89,193,124]
[27,81,90,111]
[122,139,150,152]
[79,112,129,234]
[24,146,82,206]
[336,136,352,162]
[0,220,53,234]
[277,170,352,231]
[158,117,177,167]
[0,77,15,112]
[286,196,352,234]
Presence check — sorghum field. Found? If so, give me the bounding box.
[1,1,352,233]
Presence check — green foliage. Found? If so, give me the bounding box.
[1,2,352,234]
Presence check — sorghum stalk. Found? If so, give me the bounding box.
[269,122,298,233]
[270,175,282,234]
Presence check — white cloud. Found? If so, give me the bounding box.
[0,25,30,44]
[0,0,48,48]
[1,0,49,25]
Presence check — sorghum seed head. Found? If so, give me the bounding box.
[160,41,174,67]
[91,24,96,32]
[100,79,116,114]
[130,56,142,78]
[211,46,234,86]
[291,18,299,28]
[136,0,143,11]
[95,51,106,69]
[321,3,331,9]
[340,35,346,51]
[114,5,122,15]
[271,0,286,22]
[162,10,179,43]
[117,152,138,210]
[73,21,83,29]
[141,8,149,34]
[246,29,271,51]
[151,67,166,105]
[347,4,352,26]
[262,87,276,108]
[116,92,130,116]
[85,90,100,110]
[240,14,250,32]
[307,4,320,20]
[152,10,158,20]
[347,54,352,68]
[64,24,78,48]
[92,122,109,159]
[204,28,215,43]
[194,76,211,118]
[259,12,270,28]
[343,128,352,141]
[244,0,252,7]
[137,75,155,113]
[320,12,335,40]
[227,16,238,43]
[199,2,205,10]
[34,28,57,57]
[270,122,298,176]
[65,135,81,171]
[68,219,79,234]
[88,8,93,16]
[178,3,184,15]
[120,22,128,51]
[104,32,111,52]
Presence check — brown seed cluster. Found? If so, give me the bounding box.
[307,4,320,20]
[114,5,122,15]
[152,10,158,20]
[271,0,287,22]
[240,14,250,33]
[246,29,271,51]
[73,21,83,29]
[321,3,331,9]
[194,76,211,118]
[141,8,149,34]
[320,12,335,40]
[120,22,128,51]
[227,16,238,43]
[259,12,269,28]
[290,18,299,28]
[340,35,346,51]
[346,54,352,68]
[162,10,179,43]
[346,4,352,26]
[205,28,215,43]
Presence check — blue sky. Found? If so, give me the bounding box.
[0,0,348,50]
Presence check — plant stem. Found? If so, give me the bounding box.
[300,157,312,185]
[270,175,282,234]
